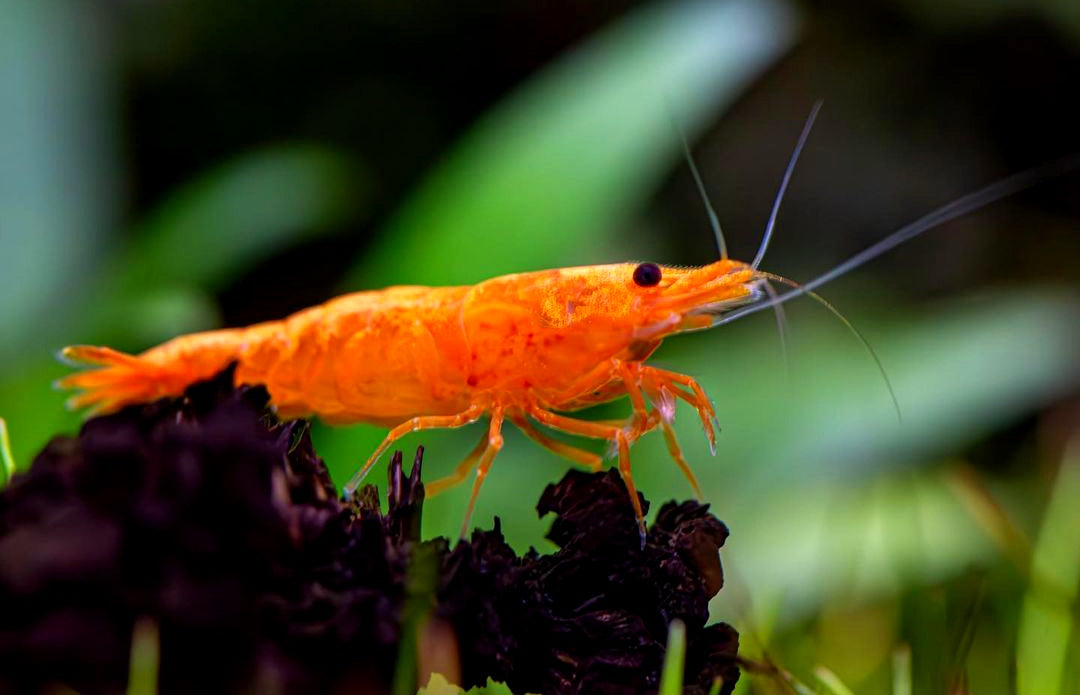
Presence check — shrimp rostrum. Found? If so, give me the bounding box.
[59,259,764,539]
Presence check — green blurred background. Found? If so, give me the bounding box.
[1,0,1078,692]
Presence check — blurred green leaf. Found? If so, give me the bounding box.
[113,143,366,296]
[892,645,912,695]
[417,674,462,695]
[0,0,117,361]
[814,666,857,695]
[898,0,1080,40]
[712,470,994,625]
[659,619,687,695]
[0,357,82,467]
[343,0,798,290]
[125,618,160,695]
[90,286,222,349]
[1016,436,1080,695]
[0,417,14,487]
[417,674,524,695]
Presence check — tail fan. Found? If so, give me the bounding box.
[55,345,168,415]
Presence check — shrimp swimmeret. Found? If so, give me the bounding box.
[58,118,1080,541]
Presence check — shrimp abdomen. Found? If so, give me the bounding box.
[234,286,476,423]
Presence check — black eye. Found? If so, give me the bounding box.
[632,262,662,287]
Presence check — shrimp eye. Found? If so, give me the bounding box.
[632,262,662,287]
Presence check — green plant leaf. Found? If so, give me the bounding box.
[0,417,14,487]
[814,665,856,695]
[0,0,117,361]
[126,618,160,695]
[1016,435,1080,695]
[659,619,687,695]
[417,674,526,695]
[82,143,366,348]
[112,143,366,296]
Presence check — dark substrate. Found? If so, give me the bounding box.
[0,368,739,695]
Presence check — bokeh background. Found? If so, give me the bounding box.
[2,0,1078,693]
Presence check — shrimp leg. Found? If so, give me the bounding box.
[616,361,652,439]
[639,366,719,455]
[640,384,704,500]
[509,414,603,472]
[426,427,491,496]
[458,408,505,538]
[526,404,647,546]
[604,366,706,500]
[421,409,508,537]
[344,404,485,496]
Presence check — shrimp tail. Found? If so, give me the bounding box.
[58,327,255,416]
[55,345,173,415]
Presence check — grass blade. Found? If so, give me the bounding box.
[0,418,13,486]
[813,665,856,695]
[116,144,364,295]
[1016,434,1080,695]
[126,618,159,695]
[892,644,912,695]
[659,619,687,695]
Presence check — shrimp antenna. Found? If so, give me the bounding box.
[672,111,795,367]
[666,102,729,259]
[758,271,901,421]
[761,280,790,374]
[719,152,1080,324]
[680,133,728,259]
[752,100,824,270]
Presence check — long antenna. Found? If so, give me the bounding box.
[759,272,901,421]
[761,279,790,375]
[717,153,1080,325]
[752,100,824,269]
[680,131,728,259]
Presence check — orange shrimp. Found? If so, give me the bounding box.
[59,259,759,539]
[58,111,1080,542]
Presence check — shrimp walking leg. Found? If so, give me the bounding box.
[509,414,603,472]
[426,428,491,497]
[344,404,485,496]
[459,408,505,538]
[639,366,719,455]
[640,384,704,499]
[657,417,702,499]
[526,404,647,545]
[616,361,652,439]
